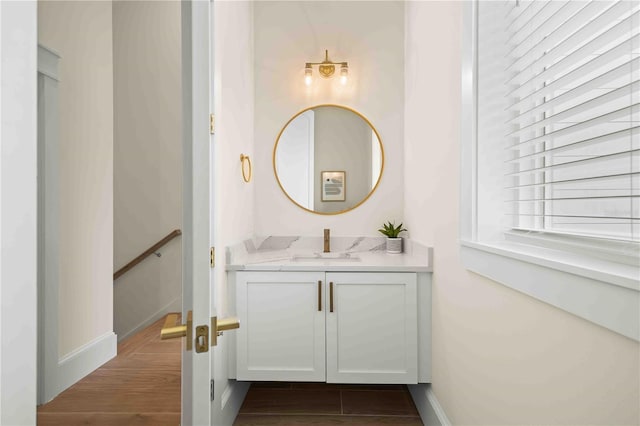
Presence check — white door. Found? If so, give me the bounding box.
[326,272,418,384]
[181,1,216,424]
[236,271,326,382]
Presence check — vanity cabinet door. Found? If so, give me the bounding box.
[236,271,326,381]
[326,272,418,384]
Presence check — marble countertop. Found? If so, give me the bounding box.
[226,236,432,272]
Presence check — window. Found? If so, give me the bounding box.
[477,0,639,243]
[461,1,639,341]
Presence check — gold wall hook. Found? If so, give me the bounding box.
[240,154,252,183]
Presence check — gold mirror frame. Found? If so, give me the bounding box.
[273,104,385,215]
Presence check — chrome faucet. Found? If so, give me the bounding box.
[323,229,330,253]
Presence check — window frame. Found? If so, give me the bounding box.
[460,1,639,342]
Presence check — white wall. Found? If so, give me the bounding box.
[404,2,640,424]
[213,1,254,422]
[0,2,38,423]
[113,0,182,342]
[38,1,114,360]
[214,0,254,318]
[254,1,404,236]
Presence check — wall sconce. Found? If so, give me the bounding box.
[304,50,349,86]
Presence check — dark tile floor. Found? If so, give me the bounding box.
[234,382,423,425]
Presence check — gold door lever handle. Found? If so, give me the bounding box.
[160,314,186,339]
[160,312,237,350]
[211,316,240,346]
[160,312,193,351]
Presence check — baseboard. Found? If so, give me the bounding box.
[408,384,451,426]
[56,331,117,396]
[219,380,250,425]
[117,297,182,342]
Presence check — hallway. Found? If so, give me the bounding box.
[37,316,181,426]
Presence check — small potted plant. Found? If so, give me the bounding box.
[378,221,407,254]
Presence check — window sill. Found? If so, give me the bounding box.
[460,240,639,341]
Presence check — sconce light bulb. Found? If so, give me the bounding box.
[304,65,313,86]
[340,64,348,85]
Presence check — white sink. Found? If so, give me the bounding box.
[291,253,361,262]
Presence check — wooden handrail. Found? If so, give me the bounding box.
[114,229,182,281]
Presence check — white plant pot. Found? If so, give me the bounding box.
[386,237,402,254]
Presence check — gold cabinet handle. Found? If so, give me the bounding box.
[161,311,193,351]
[318,280,322,311]
[330,282,334,313]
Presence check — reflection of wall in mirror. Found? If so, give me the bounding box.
[314,107,372,213]
[276,110,315,209]
[372,132,382,186]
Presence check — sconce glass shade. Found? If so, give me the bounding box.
[304,65,313,86]
[304,51,348,86]
[340,64,348,85]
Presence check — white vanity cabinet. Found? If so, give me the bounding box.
[235,271,419,384]
[326,272,417,384]
[235,271,326,382]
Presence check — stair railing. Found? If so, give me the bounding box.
[113,229,182,281]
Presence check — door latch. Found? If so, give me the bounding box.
[195,325,209,353]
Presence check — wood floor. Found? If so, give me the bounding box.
[37,316,181,426]
[38,315,423,426]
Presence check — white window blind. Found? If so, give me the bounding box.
[479,0,639,242]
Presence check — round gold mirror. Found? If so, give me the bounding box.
[273,105,384,215]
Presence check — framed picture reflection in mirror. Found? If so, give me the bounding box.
[321,171,345,202]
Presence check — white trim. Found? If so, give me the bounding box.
[180,2,195,422]
[426,386,452,426]
[55,332,117,402]
[117,297,182,342]
[504,230,640,268]
[38,46,61,81]
[37,44,62,405]
[417,272,432,383]
[408,384,451,426]
[221,381,233,408]
[462,240,638,292]
[1,2,38,424]
[461,242,639,341]
[460,0,477,242]
[220,380,251,425]
[181,1,214,424]
[218,380,249,425]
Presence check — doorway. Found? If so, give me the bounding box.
[36,0,183,414]
[36,1,255,423]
